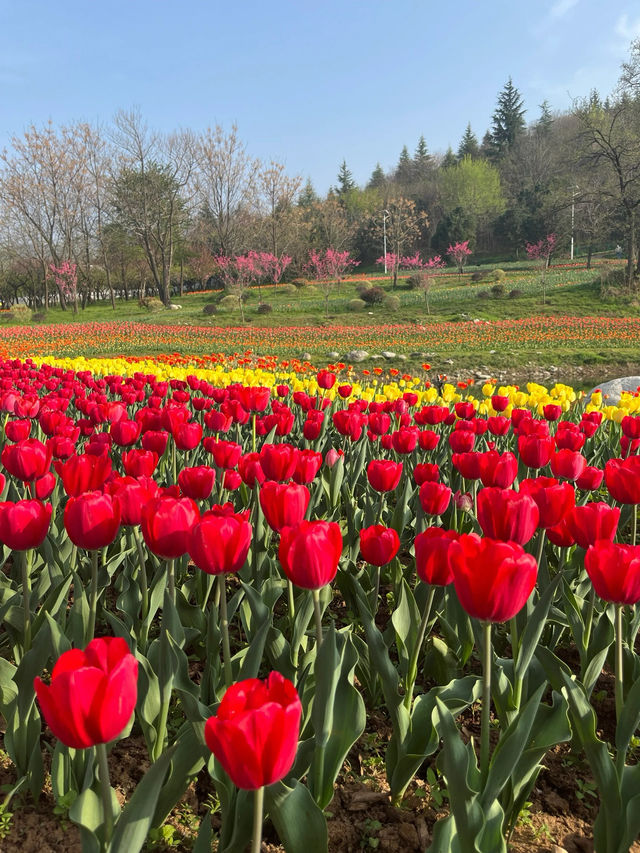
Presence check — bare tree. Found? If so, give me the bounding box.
[257,160,302,256]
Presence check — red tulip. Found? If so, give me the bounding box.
[291,449,323,484]
[0,500,52,550]
[122,448,158,478]
[448,430,475,453]
[543,404,562,421]
[2,438,52,482]
[585,541,640,604]
[605,456,640,504]
[566,502,620,549]
[359,525,400,567]
[550,449,587,482]
[223,469,242,490]
[418,429,440,451]
[418,481,452,516]
[173,421,202,451]
[488,416,511,436]
[189,513,252,575]
[34,471,56,500]
[452,452,483,481]
[5,419,31,442]
[259,443,299,482]
[278,520,342,589]
[519,477,575,529]
[106,476,159,526]
[178,465,216,500]
[414,527,458,586]
[576,466,604,491]
[491,394,509,412]
[204,671,301,789]
[479,450,518,489]
[367,459,402,493]
[54,452,112,497]
[413,463,440,486]
[391,427,419,454]
[34,636,138,749]
[206,439,242,469]
[517,434,554,469]
[546,517,576,548]
[317,369,336,389]
[476,487,539,545]
[259,481,310,533]
[110,419,141,447]
[141,430,169,456]
[64,492,121,550]
[141,495,199,559]
[449,534,538,622]
[237,452,265,487]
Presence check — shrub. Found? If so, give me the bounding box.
[405,272,430,291]
[292,278,310,289]
[471,271,486,282]
[140,297,164,312]
[383,294,401,312]
[278,284,296,296]
[202,303,217,316]
[218,295,239,310]
[355,283,372,297]
[491,284,505,297]
[257,302,273,314]
[478,290,490,300]
[32,311,47,322]
[8,304,32,322]
[509,288,523,299]
[356,280,372,289]
[348,298,366,312]
[361,286,386,305]
[492,269,506,282]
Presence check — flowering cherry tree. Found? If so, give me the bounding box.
[49,261,78,314]
[447,241,472,274]
[526,233,556,303]
[305,248,359,317]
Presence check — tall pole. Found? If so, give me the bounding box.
[383,209,388,274]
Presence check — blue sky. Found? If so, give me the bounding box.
[0,0,638,192]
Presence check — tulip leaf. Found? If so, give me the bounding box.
[69,786,109,853]
[192,813,213,853]
[515,573,562,682]
[266,778,328,853]
[390,579,420,678]
[616,670,640,757]
[237,582,272,681]
[110,745,176,853]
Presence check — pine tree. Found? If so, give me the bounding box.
[336,160,356,198]
[441,147,457,170]
[367,162,387,191]
[395,145,413,184]
[536,100,553,135]
[490,77,526,156]
[457,123,480,159]
[413,135,432,181]
[297,178,319,208]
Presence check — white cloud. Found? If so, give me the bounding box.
[615,13,640,43]
[549,0,579,19]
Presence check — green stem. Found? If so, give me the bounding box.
[376,492,385,525]
[536,528,546,567]
[219,574,233,688]
[167,559,175,605]
[480,621,492,787]
[87,550,99,643]
[404,585,435,711]
[21,549,32,655]
[251,786,264,853]
[252,413,257,453]
[615,603,624,724]
[288,579,296,622]
[96,743,114,850]
[583,584,596,654]
[312,588,323,648]
[172,439,177,487]
[510,615,522,710]
[633,504,638,547]
[132,526,149,621]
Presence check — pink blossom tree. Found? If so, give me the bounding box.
[305,248,359,317]
[214,254,261,322]
[525,233,556,303]
[49,261,78,314]
[253,251,292,302]
[424,255,446,270]
[447,240,472,274]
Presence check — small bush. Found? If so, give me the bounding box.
[509,288,523,299]
[218,295,239,310]
[492,269,506,282]
[32,311,47,322]
[292,278,310,289]
[348,298,366,312]
[355,283,372,297]
[491,283,505,297]
[405,272,430,291]
[471,271,486,282]
[278,284,296,296]
[383,294,401,312]
[257,302,273,314]
[361,286,386,305]
[8,304,32,322]
[202,303,217,316]
[356,279,372,289]
[477,290,490,300]
[140,297,164,312]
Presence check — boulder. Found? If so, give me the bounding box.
[381,351,396,359]
[588,376,640,405]
[344,349,369,363]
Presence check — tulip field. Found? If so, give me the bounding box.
[2,354,640,853]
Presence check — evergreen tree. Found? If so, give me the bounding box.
[441,146,457,170]
[298,178,319,208]
[367,162,387,191]
[536,100,553,135]
[490,77,526,156]
[457,123,480,159]
[395,145,413,184]
[413,135,432,181]
[336,160,356,198]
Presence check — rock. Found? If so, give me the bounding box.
[381,351,396,359]
[444,359,454,365]
[326,351,340,360]
[299,352,312,361]
[169,303,181,310]
[344,349,369,363]
[369,354,384,361]
[397,354,407,361]
[588,375,640,405]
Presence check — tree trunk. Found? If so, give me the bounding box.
[179,257,184,297]
[586,241,593,270]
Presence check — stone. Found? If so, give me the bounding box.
[397,354,407,360]
[326,351,340,360]
[588,375,640,405]
[344,349,369,363]
[169,303,182,310]
[381,351,396,359]
[299,352,312,361]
